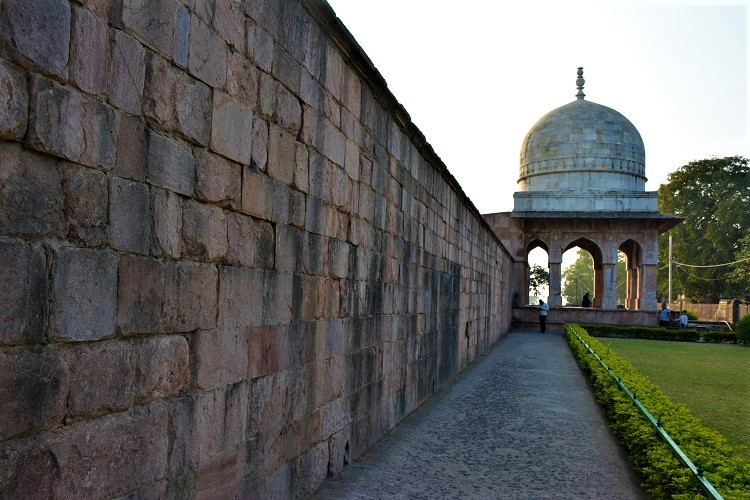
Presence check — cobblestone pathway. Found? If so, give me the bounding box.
[311,331,645,499]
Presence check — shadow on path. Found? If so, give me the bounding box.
[311,331,645,499]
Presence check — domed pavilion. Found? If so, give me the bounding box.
[485,68,681,328]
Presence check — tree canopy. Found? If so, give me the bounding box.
[528,264,549,300]
[657,156,750,301]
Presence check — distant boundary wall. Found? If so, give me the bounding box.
[0,0,511,497]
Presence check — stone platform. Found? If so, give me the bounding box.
[311,331,645,499]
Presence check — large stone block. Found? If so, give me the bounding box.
[267,123,295,185]
[253,27,274,73]
[193,328,249,390]
[218,266,264,328]
[226,51,259,109]
[263,271,293,325]
[226,212,255,267]
[162,260,218,332]
[0,143,65,238]
[0,241,47,345]
[65,340,134,419]
[117,254,165,334]
[258,72,276,119]
[195,149,242,209]
[50,247,118,341]
[188,16,227,88]
[70,6,110,95]
[252,116,269,171]
[294,142,309,192]
[150,188,182,258]
[272,44,300,95]
[147,131,195,196]
[323,43,344,100]
[194,449,241,499]
[214,0,245,53]
[175,72,212,146]
[241,171,274,220]
[108,29,146,115]
[322,120,346,167]
[134,335,189,403]
[0,0,70,80]
[49,402,169,498]
[247,324,287,379]
[78,0,114,19]
[27,77,118,169]
[143,52,176,129]
[0,346,69,441]
[117,0,176,58]
[275,224,303,273]
[173,2,190,68]
[109,176,151,254]
[168,385,248,474]
[329,239,351,279]
[0,62,27,141]
[275,84,302,135]
[256,219,276,269]
[211,91,254,165]
[115,112,148,181]
[62,164,108,246]
[181,199,228,261]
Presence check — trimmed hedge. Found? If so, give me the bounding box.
[566,323,750,499]
[579,323,739,344]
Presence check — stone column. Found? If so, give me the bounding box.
[549,261,562,307]
[601,263,618,310]
[640,264,657,309]
[626,266,639,309]
[593,265,604,308]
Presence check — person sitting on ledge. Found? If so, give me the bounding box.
[679,310,689,328]
[581,292,591,308]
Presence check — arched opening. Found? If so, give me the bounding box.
[563,238,604,307]
[619,239,643,309]
[561,246,594,306]
[526,239,549,305]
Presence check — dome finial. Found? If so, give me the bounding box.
[576,67,585,100]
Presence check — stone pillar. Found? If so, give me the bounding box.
[601,263,618,310]
[549,261,562,307]
[593,265,604,308]
[640,264,657,309]
[626,266,639,309]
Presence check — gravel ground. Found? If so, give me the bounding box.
[310,331,645,499]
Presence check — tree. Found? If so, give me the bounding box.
[562,249,594,305]
[658,156,750,301]
[528,264,549,299]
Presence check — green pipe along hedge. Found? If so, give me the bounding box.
[565,323,750,499]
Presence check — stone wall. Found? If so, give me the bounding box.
[0,0,512,497]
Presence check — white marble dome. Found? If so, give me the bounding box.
[513,68,658,214]
[518,93,646,193]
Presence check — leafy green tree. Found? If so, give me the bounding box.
[563,249,594,305]
[658,156,750,301]
[528,264,549,299]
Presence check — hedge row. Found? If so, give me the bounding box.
[566,323,750,499]
[578,323,740,344]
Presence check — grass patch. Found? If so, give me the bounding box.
[599,338,750,460]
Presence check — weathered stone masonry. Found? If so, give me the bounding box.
[0,0,511,497]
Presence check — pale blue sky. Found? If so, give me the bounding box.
[327,0,749,214]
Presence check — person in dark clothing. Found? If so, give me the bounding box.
[581,293,591,308]
[659,302,671,327]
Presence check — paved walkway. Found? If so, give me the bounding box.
[311,331,645,499]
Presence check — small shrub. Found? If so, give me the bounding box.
[736,314,750,345]
[579,323,701,342]
[684,309,700,321]
[702,330,738,344]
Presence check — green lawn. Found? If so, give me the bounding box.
[598,338,750,460]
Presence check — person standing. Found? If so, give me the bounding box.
[581,292,591,308]
[537,299,549,332]
[659,302,671,327]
